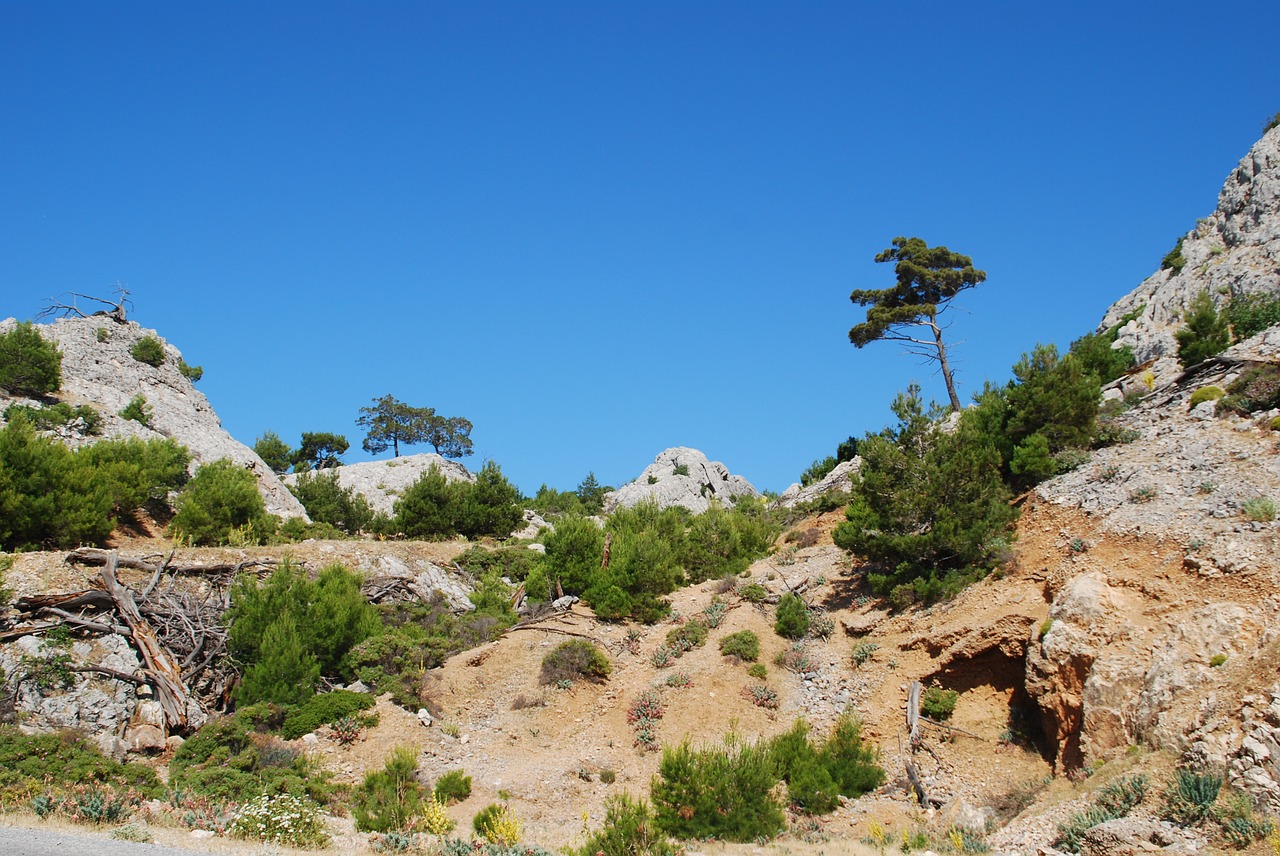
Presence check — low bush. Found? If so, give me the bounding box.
[1221,363,1280,414]
[539,640,611,686]
[1056,774,1148,852]
[737,582,767,602]
[1188,386,1225,408]
[130,335,165,367]
[3,401,102,434]
[852,641,879,667]
[718,630,760,662]
[434,769,472,804]
[0,727,161,801]
[921,686,959,721]
[118,394,153,427]
[1162,768,1221,827]
[1227,291,1280,341]
[278,690,376,740]
[178,360,203,382]
[664,620,708,654]
[575,792,677,856]
[170,458,275,546]
[775,593,810,639]
[1242,497,1276,522]
[473,803,520,846]
[353,747,432,833]
[288,470,375,535]
[747,663,767,679]
[651,738,785,842]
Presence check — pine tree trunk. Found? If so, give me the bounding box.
[932,321,962,412]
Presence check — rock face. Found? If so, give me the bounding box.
[0,316,306,519]
[775,457,860,509]
[283,453,474,516]
[603,447,760,514]
[1100,125,1280,375]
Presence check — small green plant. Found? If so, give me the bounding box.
[1209,653,1227,668]
[1162,768,1222,827]
[441,721,462,738]
[738,582,767,602]
[808,612,835,640]
[576,792,673,856]
[672,463,690,477]
[718,630,760,662]
[599,769,617,785]
[328,715,364,746]
[129,335,165,367]
[664,620,708,654]
[539,639,611,685]
[1242,497,1276,522]
[1128,486,1157,503]
[747,663,767,679]
[1162,238,1186,273]
[95,327,110,343]
[353,746,431,833]
[1096,464,1121,482]
[1055,774,1148,852]
[1039,618,1054,637]
[118,394,153,427]
[665,671,693,689]
[650,645,676,668]
[628,689,666,725]
[1189,386,1225,407]
[741,684,779,709]
[473,802,520,846]
[775,642,815,674]
[1069,537,1088,554]
[178,360,203,382]
[921,686,959,721]
[434,769,472,804]
[851,641,879,667]
[700,598,728,629]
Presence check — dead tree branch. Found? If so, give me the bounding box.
[37,287,132,323]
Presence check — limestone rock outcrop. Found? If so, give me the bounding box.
[1099,125,1280,383]
[0,316,306,519]
[283,453,474,516]
[603,447,760,514]
[775,458,861,509]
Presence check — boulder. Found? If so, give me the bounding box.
[282,452,474,516]
[604,447,760,514]
[774,458,861,509]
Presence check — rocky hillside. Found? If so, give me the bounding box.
[0,315,306,519]
[1104,124,1280,386]
[604,446,760,513]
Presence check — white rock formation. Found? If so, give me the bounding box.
[283,452,474,516]
[1099,125,1280,384]
[0,316,306,519]
[603,447,760,514]
[775,457,861,509]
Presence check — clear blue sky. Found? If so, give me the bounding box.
[3,2,1277,495]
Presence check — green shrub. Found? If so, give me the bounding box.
[3,401,102,435]
[129,335,165,367]
[229,562,380,704]
[1163,769,1222,827]
[1176,290,1230,367]
[575,792,676,856]
[394,461,523,541]
[747,663,767,679]
[170,458,274,546]
[288,470,374,535]
[651,739,786,842]
[434,769,472,804]
[738,582,767,602]
[1209,653,1228,667]
[1189,386,1225,407]
[473,802,520,845]
[800,455,838,487]
[0,417,189,551]
[1243,497,1277,522]
[921,686,958,721]
[774,593,810,639]
[455,544,537,583]
[1221,363,1280,414]
[0,726,161,800]
[852,641,879,667]
[679,502,780,583]
[170,709,335,805]
[1162,238,1186,273]
[1055,774,1147,852]
[719,630,760,662]
[539,640,610,685]
[118,394,153,427]
[353,747,429,832]
[1227,291,1280,341]
[0,321,62,396]
[672,463,690,477]
[177,360,203,382]
[278,690,376,739]
[664,620,708,654]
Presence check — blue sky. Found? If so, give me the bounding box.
[2,2,1277,495]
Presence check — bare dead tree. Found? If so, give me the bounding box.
[37,286,132,323]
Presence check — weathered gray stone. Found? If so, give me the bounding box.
[775,458,861,509]
[0,316,307,519]
[605,447,759,514]
[282,453,474,516]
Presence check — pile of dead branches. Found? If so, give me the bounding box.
[4,549,280,732]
